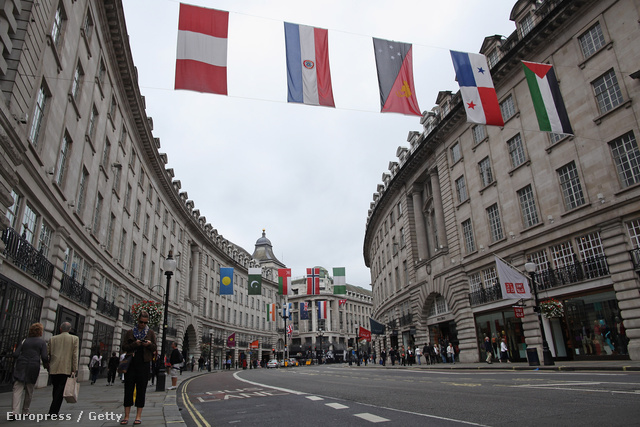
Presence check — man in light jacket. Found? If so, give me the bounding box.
[48,322,79,415]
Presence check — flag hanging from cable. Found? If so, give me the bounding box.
[373,37,421,116]
[175,3,228,95]
[220,267,234,295]
[248,267,262,295]
[227,332,236,348]
[267,303,276,321]
[522,61,573,134]
[278,268,292,296]
[284,22,335,107]
[307,268,320,295]
[450,50,504,126]
[333,267,346,294]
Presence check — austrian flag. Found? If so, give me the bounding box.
[175,3,228,95]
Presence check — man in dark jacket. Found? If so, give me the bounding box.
[168,342,182,390]
[484,337,493,364]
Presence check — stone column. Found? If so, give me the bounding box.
[410,185,428,261]
[429,169,447,250]
[189,245,201,300]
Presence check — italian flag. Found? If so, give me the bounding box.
[522,61,573,134]
[333,267,346,294]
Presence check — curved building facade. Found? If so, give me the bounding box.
[0,0,281,391]
[364,0,640,363]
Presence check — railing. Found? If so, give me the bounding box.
[536,256,609,291]
[399,313,413,327]
[96,295,119,319]
[60,272,92,307]
[469,283,503,306]
[470,256,610,307]
[166,326,177,336]
[630,248,640,271]
[1,227,54,285]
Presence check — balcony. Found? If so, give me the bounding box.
[123,310,135,325]
[630,248,640,271]
[96,295,119,319]
[469,283,503,306]
[469,256,611,307]
[1,227,54,285]
[60,272,92,307]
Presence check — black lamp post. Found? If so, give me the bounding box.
[316,329,324,364]
[525,262,555,366]
[208,329,213,372]
[156,251,177,392]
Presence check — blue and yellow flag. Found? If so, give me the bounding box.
[220,267,234,295]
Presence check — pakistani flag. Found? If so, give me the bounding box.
[522,61,573,134]
[248,267,262,295]
[333,267,346,294]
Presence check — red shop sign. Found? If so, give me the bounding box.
[513,307,525,318]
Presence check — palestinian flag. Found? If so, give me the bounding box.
[522,61,573,134]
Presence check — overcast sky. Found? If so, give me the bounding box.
[121,0,518,288]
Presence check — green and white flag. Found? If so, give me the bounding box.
[248,267,262,295]
[333,267,346,294]
[522,61,573,135]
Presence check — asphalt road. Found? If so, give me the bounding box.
[178,365,640,426]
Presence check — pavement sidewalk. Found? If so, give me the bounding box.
[0,367,214,427]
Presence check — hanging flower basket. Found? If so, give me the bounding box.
[539,299,564,318]
[131,300,163,327]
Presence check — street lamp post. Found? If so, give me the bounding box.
[156,251,177,392]
[316,329,324,364]
[208,329,213,372]
[524,262,555,366]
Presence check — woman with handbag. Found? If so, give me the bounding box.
[11,322,49,417]
[120,310,157,425]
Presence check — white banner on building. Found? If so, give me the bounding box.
[495,256,532,299]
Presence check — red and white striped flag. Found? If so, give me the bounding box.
[175,3,228,95]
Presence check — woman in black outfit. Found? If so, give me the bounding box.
[120,310,157,425]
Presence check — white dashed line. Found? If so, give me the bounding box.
[306,395,324,401]
[354,413,390,423]
[326,402,349,409]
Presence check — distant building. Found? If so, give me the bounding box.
[364,0,640,363]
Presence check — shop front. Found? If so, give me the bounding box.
[562,290,628,360]
[475,309,526,362]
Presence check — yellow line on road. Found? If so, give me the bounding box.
[180,376,211,427]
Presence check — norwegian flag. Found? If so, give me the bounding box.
[307,268,320,295]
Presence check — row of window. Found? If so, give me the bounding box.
[458,131,640,255]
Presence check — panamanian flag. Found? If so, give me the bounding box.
[284,22,335,107]
[450,50,504,126]
[317,300,328,319]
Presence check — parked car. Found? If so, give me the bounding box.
[267,359,279,369]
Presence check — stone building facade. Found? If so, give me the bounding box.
[0,0,280,391]
[364,0,640,363]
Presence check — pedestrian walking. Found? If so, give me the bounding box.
[107,351,119,385]
[415,345,422,365]
[120,310,157,425]
[484,337,493,364]
[89,350,102,384]
[11,322,49,417]
[47,321,79,415]
[500,337,510,363]
[168,342,183,390]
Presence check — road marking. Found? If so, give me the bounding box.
[326,402,349,409]
[181,376,211,427]
[306,395,324,401]
[354,413,390,423]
